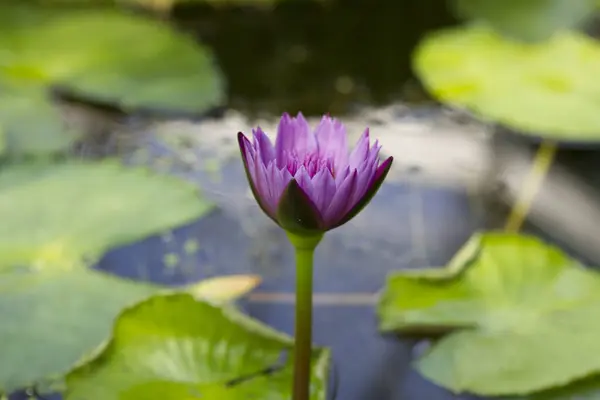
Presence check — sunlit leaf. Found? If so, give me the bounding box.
[186,274,262,303]
[378,232,600,396]
[65,294,331,400]
[0,160,216,392]
[451,0,597,41]
[0,272,257,394]
[414,25,600,141]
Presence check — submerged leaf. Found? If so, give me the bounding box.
[378,232,600,396]
[65,294,331,400]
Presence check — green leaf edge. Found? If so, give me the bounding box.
[376,231,568,332]
[64,293,332,399]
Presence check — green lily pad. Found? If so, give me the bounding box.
[378,232,600,396]
[65,293,331,400]
[0,4,223,155]
[0,272,259,394]
[0,160,214,268]
[0,160,215,392]
[451,0,597,41]
[514,375,600,399]
[413,25,600,141]
[5,6,224,113]
[0,81,75,157]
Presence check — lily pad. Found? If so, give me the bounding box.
[451,0,597,41]
[0,271,260,395]
[378,232,600,396]
[0,160,216,392]
[515,375,600,399]
[0,4,223,154]
[0,160,214,268]
[413,25,600,141]
[0,81,74,157]
[65,293,331,400]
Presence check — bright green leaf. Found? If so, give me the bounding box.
[451,0,597,42]
[65,293,331,400]
[0,160,214,268]
[0,160,216,392]
[0,271,259,394]
[512,375,600,399]
[413,25,600,141]
[378,232,600,396]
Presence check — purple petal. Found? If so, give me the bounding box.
[323,170,358,226]
[348,128,370,169]
[366,139,382,165]
[237,132,278,221]
[349,158,378,207]
[314,116,349,172]
[252,127,275,164]
[263,161,292,214]
[294,166,316,205]
[275,112,317,168]
[334,165,351,186]
[333,156,393,229]
[310,168,336,215]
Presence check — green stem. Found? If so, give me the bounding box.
[286,232,323,400]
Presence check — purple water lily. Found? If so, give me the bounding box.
[238,112,393,235]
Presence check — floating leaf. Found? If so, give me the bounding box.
[0,272,258,394]
[0,160,216,392]
[514,375,600,399]
[413,25,600,141]
[0,4,224,154]
[10,7,224,113]
[378,232,600,396]
[0,82,75,157]
[65,294,331,400]
[451,0,597,41]
[0,160,214,268]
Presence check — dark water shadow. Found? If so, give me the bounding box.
[173,0,460,116]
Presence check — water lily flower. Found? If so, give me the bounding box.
[238,112,393,236]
